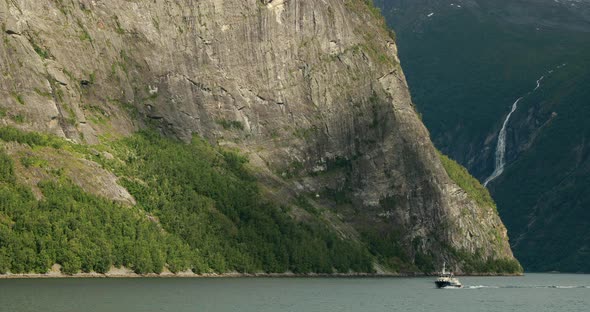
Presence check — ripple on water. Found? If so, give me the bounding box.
[463,285,590,289]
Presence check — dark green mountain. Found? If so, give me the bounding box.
[375,0,590,272]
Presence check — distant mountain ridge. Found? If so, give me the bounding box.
[376,0,590,272]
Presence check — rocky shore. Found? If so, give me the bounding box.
[0,265,522,279]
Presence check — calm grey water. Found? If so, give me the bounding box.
[1,274,589,312]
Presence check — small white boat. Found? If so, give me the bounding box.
[434,262,462,288]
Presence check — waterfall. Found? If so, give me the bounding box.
[483,69,555,187]
[534,76,544,91]
[483,97,523,186]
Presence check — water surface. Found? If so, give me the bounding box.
[1,274,589,312]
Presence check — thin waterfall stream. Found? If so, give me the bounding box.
[483,97,524,186]
[483,65,565,187]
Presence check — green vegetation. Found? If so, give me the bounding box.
[337,0,396,70]
[11,92,25,105]
[293,126,318,140]
[109,132,373,273]
[51,0,70,16]
[447,247,523,274]
[79,31,92,42]
[114,16,125,34]
[20,155,48,168]
[295,196,319,216]
[10,115,25,123]
[0,126,520,274]
[29,38,50,59]
[76,19,92,42]
[363,0,383,22]
[438,151,496,211]
[362,230,411,272]
[0,126,64,149]
[216,119,244,131]
[152,17,160,32]
[0,150,189,275]
[345,0,387,29]
[34,88,52,98]
[0,129,373,274]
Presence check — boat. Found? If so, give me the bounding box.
[434,262,463,288]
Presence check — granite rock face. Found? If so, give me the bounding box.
[0,0,515,271]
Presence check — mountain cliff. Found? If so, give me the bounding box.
[375,0,590,272]
[0,0,519,275]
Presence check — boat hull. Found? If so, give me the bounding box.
[435,281,462,288]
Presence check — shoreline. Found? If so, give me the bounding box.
[0,271,523,279]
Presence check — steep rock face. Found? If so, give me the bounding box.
[0,0,515,271]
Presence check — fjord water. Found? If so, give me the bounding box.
[1,274,589,312]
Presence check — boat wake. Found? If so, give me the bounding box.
[457,285,590,290]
